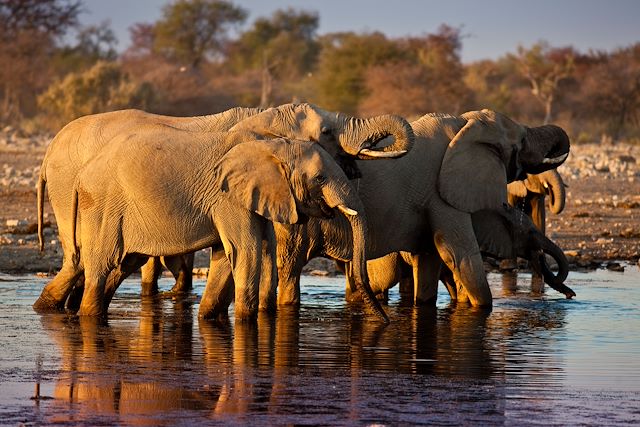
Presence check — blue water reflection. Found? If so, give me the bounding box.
[0,267,638,425]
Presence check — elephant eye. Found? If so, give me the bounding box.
[320,126,332,135]
[315,174,327,184]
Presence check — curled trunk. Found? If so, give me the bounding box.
[337,114,415,159]
[520,125,571,174]
[530,234,575,298]
[542,169,566,214]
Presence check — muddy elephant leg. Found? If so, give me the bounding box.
[165,253,194,295]
[431,210,492,307]
[140,257,162,296]
[33,258,83,312]
[199,246,234,320]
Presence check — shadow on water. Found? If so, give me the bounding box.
[0,268,639,425]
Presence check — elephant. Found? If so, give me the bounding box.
[258,109,571,310]
[34,103,414,313]
[66,131,387,321]
[349,203,575,303]
[507,169,566,234]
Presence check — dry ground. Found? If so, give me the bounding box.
[1,131,639,275]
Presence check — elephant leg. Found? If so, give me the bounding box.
[104,255,150,307]
[219,214,263,320]
[77,264,110,318]
[529,195,546,284]
[199,246,234,320]
[65,274,85,313]
[412,252,441,305]
[33,259,83,312]
[398,276,414,301]
[140,257,162,296]
[344,262,360,302]
[165,254,194,295]
[259,223,278,313]
[439,265,457,300]
[431,211,492,307]
[275,224,305,306]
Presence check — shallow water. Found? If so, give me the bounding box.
[1,267,639,425]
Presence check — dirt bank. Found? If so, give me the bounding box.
[1,129,639,275]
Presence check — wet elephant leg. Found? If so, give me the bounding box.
[140,257,162,296]
[104,255,150,308]
[275,223,305,306]
[33,259,83,312]
[259,224,278,313]
[165,254,194,295]
[439,265,458,301]
[412,252,441,305]
[199,246,235,320]
[431,210,492,307]
[65,274,85,313]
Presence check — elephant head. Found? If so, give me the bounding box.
[229,103,414,177]
[471,205,575,298]
[438,109,570,213]
[215,138,389,322]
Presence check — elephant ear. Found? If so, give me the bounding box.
[438,118,508,213]
[471,209,515,259]
[507,180,528,198]
[215,140,298,224]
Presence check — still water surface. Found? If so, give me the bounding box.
[1,267,639,425]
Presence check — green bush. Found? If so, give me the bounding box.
[38,61,156,129]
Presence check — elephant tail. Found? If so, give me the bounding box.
[70,185,79,260]
[36,171,46,252]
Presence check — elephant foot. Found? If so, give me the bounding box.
[170,278,192,294]
[232,304,258,322]
[140,281,159,297]
[33,292,66,313]
[65,285,84,313]
[415,294,437,306]
[499,258,518,271]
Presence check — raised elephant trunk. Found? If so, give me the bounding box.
[322,182,390,323]
[337,114,415,159]
[530,233,575,299]
[542,169,566,214]
[520,125,571,174]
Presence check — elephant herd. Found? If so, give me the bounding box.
[33,103,574,323]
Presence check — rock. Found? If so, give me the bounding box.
[192,267,209,277]
[606,262,625,272]
[309,269,330,277]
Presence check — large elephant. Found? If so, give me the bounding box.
[67,131,387,320]
[507,169,566,234]
[353,204,575,302]
[265,109,570,309]
[34,103,414,313]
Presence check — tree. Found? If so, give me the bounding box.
[312,32,406,114]
[228,8,319,107]
[0,0,81,123]
[514,42,575,124]
[580,44,640,141]
[153,0,247,68]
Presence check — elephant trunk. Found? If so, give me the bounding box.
[531,234,575,299]
[322,182,390,323]
[543,169,566,214]
[337,114,415,159]
[520,125,571,174]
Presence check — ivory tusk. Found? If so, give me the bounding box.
[542,152,569,164]
[336,205,358,216]
[359,148,407,158]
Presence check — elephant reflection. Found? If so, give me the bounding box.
[40,302,213,425]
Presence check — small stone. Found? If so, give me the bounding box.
[309,269,330,277]
[606,262,625,272]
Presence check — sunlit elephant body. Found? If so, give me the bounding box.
[353,204,575,302]
[34,103,414,314]
[272,110,570,308]
[66,130,385,320]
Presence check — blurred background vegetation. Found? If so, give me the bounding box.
[2,0,639,143]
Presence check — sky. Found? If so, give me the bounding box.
[79,0,640,63]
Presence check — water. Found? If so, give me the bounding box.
[1,268,639,425]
